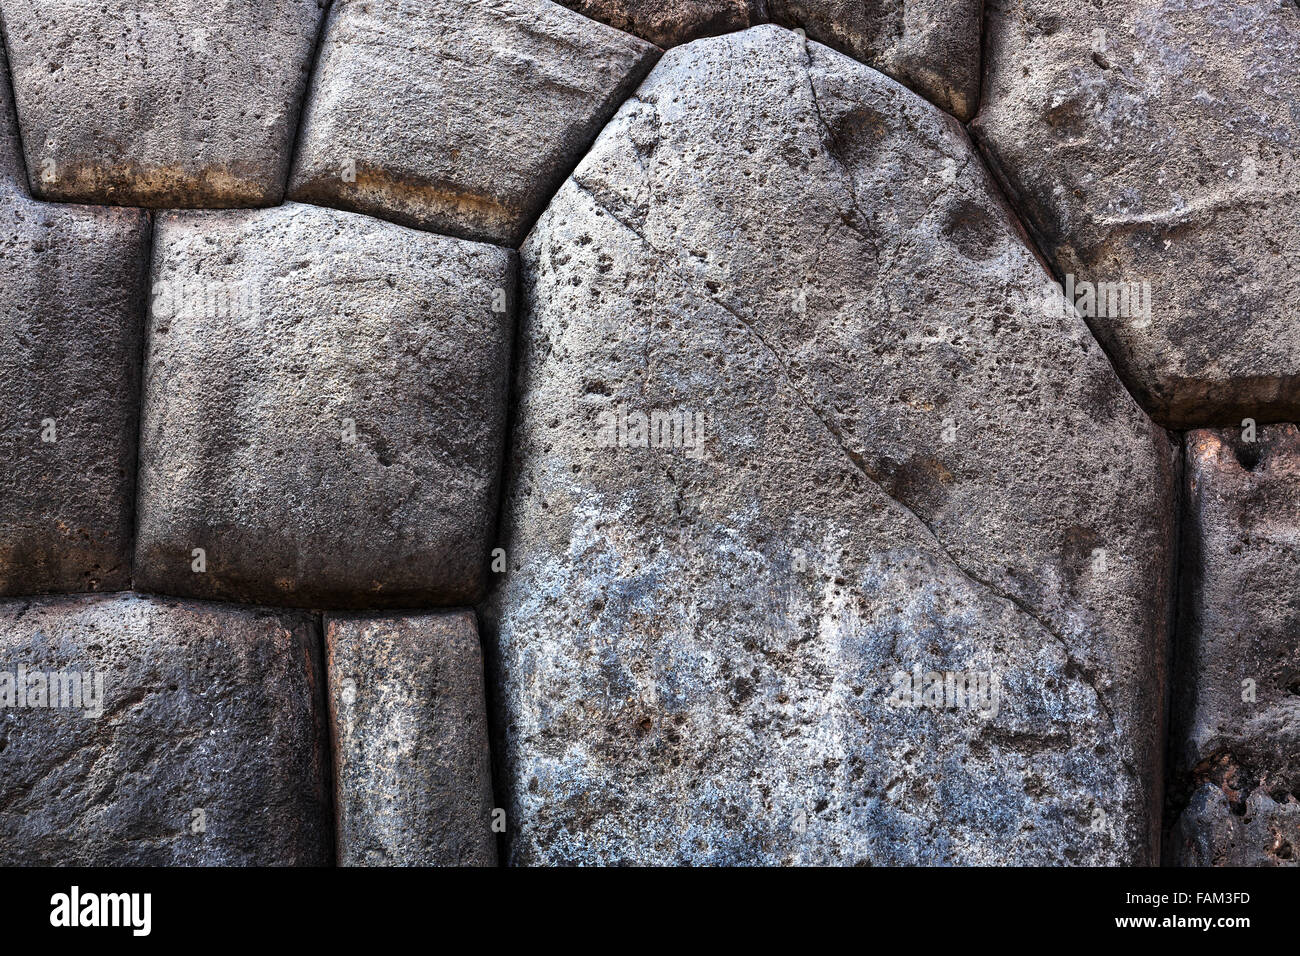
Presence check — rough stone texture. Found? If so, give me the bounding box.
[133,202,515,609]
[769,1,982,121]
[326,610,496,866]
[1171,784,1299,867]
[0,593,331,865]
[973,0,1300,427]
[287,0,659,246]
[554,0,760,47]
[1165,425,1300,866]
[0,41,152,597]
[555,1,982,120]
[0,0,326,207]
[487,26,1176,865]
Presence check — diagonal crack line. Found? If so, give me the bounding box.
[569,176,650,245]
[561,152,1137,784]
[711,292,1133,770]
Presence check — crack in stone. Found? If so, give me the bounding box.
[553,148,1139,787]
[708,292,1134,779]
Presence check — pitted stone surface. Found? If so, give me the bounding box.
[554,0,760,46]
[0,593,331,865]
[0,44,153,597]
[1171,784,1299,867]
[1166,425,1300,866]
[487,26,1176,865]
[133,202,515,609]
[287,0,658,246]
[0,0,325,207]
[973,0,1300,427]
[555,1,982,119]
[326,610,496,866]
[768,1,982,121]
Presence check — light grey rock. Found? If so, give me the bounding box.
[555,1,982,120]
[0,593,331,865]
[487,26,1176,865]
[133,202,515,609]
[972,0,1300,427]
[1170,784,1299,867]
[287,0,659,246]
[0,0,326,207]
[1166,425,1300,865]
[0,41,153,596]
[326,610,497,866]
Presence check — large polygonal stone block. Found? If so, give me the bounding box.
[973,0,1300,426]
[1166,425,1300,866]
[0,0,326,206]
[487,26,1177,865]
[287,0,658,245]
[134,202,515,609]
[326,610,497,866]
[0,593,332,865]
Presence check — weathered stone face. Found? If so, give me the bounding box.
[0,42,153,597]
[555,0,982,120]
[0,0,326,206]
[133,202,515,609]
[487,26,1176,865]
[768,0,982,120]
[553,0,760,47]
[287,0,659,246]
[1166,425,1300,866]
[0,202,151,596]
[1172,784,1299,867]
[326,610,496,866]
[972,0,1300,427]
[0,593,331,865]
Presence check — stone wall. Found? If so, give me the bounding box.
[0,0,1294,866]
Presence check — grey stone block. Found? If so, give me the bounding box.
[287,0,659,245]
[326,610,497,866]
[0,592,332,865]
[0,0,326,206]
[1167,425,1300,866]
[973,0,1300,426]
[133,202,515,609]
[487,26,1176,865]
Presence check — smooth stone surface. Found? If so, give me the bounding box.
[1166,425,1300,865]
[488,26,1176,865]
[133,202,515,609]
[1,0,325,206]
[287,0,658,245]
[0,593,331,865]
[326,610,497,866]
[973,0,1300,427]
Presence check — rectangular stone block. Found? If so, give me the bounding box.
[0,191,151,597]
[133,202,515,609]
[1,0,326,206]
[287,0,658,245]
[1167,425,1300,866]
[0,593,332,865]
[326,609,496,866]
